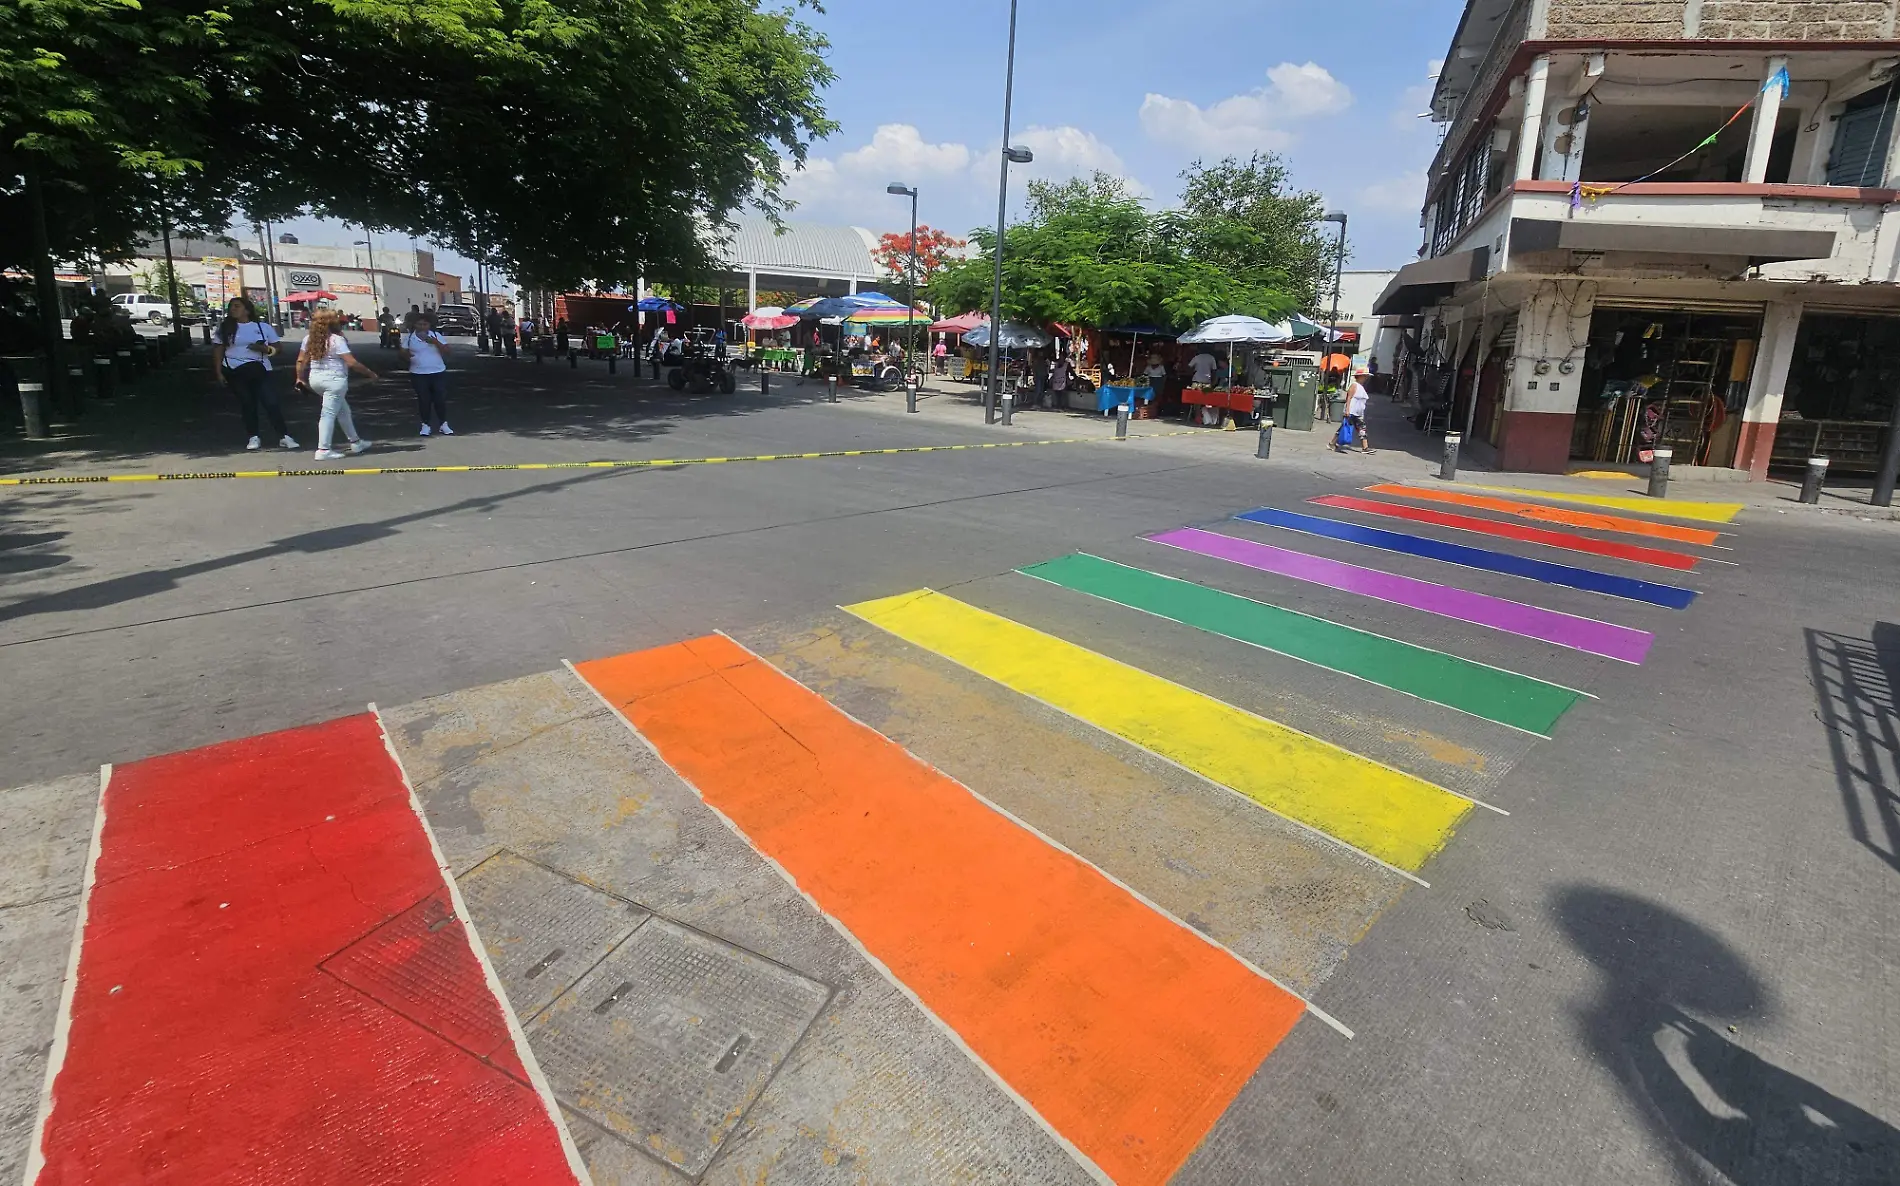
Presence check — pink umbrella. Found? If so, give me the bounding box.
[281,290,335,303]
[929,311,988,334]
[742,306,799,331]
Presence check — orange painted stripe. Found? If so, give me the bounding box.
[1364,483,1723,546]
[575,635,1304,1186]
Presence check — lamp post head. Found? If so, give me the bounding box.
[887,183,917,197]
[1321,210,1348,225]
[1003,146,1034,164]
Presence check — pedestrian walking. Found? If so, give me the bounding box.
[213,296,298,452]
[296,308,377,460]
[402,311,453,437]
[932,337,947,374]
[1334,376,1375,455]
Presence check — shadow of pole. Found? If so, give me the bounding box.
[1805,625,1900,874]
[1555,886,1898,1184]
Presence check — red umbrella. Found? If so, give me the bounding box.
[929,311,988,334]
[281,290,335,304]
[742,309,799,330]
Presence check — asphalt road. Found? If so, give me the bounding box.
[3,346,1896,1185]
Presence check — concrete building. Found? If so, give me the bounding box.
[110,236,438,325]
[1376,0,1900,476]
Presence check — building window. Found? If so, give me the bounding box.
[1828,81,1899,187]
[1430,137,1498,256]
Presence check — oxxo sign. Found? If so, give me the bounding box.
[287,271,323,291]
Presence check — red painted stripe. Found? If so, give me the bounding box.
[1310,494,1700,570]
[31,716,577,1186]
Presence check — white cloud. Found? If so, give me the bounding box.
[1358,169,1428,214]
[1140,62,1353,155]
[837,123,972,178]
[779,123,978,227]
[1015,124,1128,177]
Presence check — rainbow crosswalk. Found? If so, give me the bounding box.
[566,480,1744,1185]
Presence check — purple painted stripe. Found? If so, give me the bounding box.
[1148,526,1654,664]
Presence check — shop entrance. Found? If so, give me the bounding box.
[1772,313,1900,473]
[1572,305,1760,466]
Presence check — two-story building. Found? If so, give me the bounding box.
[1376,0,1900,477]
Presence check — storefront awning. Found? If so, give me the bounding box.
[1508,218,1836,263]
[1371,247,1491,316]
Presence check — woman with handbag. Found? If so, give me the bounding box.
[296,308,378,461]
[212,296,298,452]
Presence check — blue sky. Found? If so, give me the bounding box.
[781,0,1454,273]
[264,0,1456,291]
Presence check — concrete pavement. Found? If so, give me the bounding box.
[3,345,1897,1184]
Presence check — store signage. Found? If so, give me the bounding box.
[331,283,374,295]
[287,271,324,290]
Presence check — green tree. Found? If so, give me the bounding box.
[1174,153,1336,312]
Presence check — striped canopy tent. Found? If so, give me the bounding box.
[843,302,932,326]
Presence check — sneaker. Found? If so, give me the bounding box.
[245,436,261,451]
[419,424,432,436]
[314,449,346,460]
[349,439,372,454]
[280,435,299,450]
[437,423,453,436]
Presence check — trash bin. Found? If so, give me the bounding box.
[1264,362,1319,431]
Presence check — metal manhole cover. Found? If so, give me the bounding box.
[457,851,651,1021]
[527,918,830,1176]
[319,889,518,1069]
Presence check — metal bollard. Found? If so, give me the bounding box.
[94,358,115,399]
[1799,456,1828,504]
[1439,432,1461,481]
[1001,392,1014,425]
[1255,422,1272,459]
[607,354,616,375]
[115,349,133,380]
[826,375,838,403]
[1115,403,1130,439]
[534,344,544,364]
[760,367,770,395]
[1647,448,1672,498]
[569,349,578,369]
[18,380,47,438]
[906,381,918,413]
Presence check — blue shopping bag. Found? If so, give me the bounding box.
[1335,419,1355,448]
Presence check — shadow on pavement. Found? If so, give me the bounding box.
[1806,625,1900,874]
[1555,885,1898,1184]
[0,465,641,627]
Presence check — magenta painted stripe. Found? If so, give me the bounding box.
[1147,526,1654,664]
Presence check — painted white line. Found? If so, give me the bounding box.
[714,630,1354,1040]
[562,658,1118,1186]
[19,765,110,1186]
[370,704,596,1186]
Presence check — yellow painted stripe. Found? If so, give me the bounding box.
[0,431,1210,488]
[844,589,1472,873]
[1457,483,1743,523]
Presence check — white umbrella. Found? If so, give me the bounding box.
[962,322,1052,350]
[1178,315,1297,343]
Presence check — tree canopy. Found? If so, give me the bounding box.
[0,0,835,286]
[927,154,1342,331]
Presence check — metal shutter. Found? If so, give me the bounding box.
[1828,82,1898,187]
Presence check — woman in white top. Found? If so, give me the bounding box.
[211,296,298,451]
[296,308,379,460]
[401,311,453,436]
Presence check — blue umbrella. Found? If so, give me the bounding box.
[796,292,906,320]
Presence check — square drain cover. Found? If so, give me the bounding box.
[527,918,829,1176]
[319,888,521,1074]
[457,851,650,1020]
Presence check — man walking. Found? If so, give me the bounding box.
[1335,374,1375,455]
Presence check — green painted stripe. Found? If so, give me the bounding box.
[1019,553,1583,735]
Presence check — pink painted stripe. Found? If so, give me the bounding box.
[1148,526,1653,664]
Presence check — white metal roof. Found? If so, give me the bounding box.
[713,218,881,281]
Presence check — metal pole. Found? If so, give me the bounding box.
[1440,432,1462,481]
[827,375,838,403]
[986,0,1020,425]
[1116,402,1130,439]
[1873,395,1900,506]
[362,230,379,312]
[1255,422,1272,459]
[263,220,282,328]
[1001,391,1014,425]
[1647,447,1672,498]
[1800,456,1828,504]
[907,189,918,378]
[907,379,919,413]
[162,216,184,336]
[760,366,769,395]
[1327,218,1346,362]
[23,168,66,422]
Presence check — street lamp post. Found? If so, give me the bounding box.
[354,233,379,314]
[1320,210,1348,350]
[886,183,919,376]
[986,0,1028,425]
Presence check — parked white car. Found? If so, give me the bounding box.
[111,293,176,324]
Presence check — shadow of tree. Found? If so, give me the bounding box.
[1555,886,1898,1184]
[1806,624,1900,873]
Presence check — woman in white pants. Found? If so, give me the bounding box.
[296,308,379,460]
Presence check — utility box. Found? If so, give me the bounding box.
[1264,362,1319,430]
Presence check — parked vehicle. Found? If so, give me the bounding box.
[432,303,480,336]
[111,293,180,325]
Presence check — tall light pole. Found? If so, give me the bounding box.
[1320,209,1348,351]
[986,0,1027,425]
[887,183,919,373]
[354,233,379,314]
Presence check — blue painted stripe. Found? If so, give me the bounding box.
[1233,507,1699,609]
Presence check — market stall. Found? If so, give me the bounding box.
[1176,316,1300,427]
